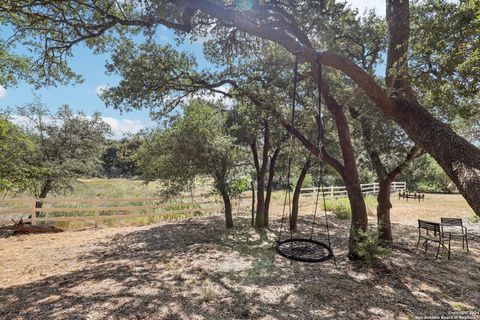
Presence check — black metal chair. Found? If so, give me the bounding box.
[416,220,451,259]
[441,218,469,252]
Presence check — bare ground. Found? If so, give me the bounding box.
[1,203,479,320]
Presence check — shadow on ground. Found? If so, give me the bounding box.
[1,215,479,319]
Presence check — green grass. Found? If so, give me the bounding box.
[322,195,377,220]
[73,178,160,198]
[468,214,480,223]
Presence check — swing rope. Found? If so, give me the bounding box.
[313,54,336,265]
[277,54,299,245]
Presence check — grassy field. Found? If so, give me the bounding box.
[72,178,162,198]
[72,179,479,229]
[1,179,477,229]
[389,193,475,226]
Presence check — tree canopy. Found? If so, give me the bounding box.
[137,99,247,228]
[0,118,39,195]
[16,102,111,198]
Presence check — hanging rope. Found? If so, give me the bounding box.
[315,52,336,266]
[309,54,325,240]
[277,53,298,245]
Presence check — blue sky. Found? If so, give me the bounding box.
[0,0,385,139]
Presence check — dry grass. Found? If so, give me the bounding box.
[389,193,475,226]
[1,198,479,320]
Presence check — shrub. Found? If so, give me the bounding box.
[333,201,351,219]
[353,228,390,263]
[322,198,335,212]
[468,214,480,224]
[364,195,378,217]
[322,195,377,220]
[321,198,351,219]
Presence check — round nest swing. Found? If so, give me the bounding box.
[274,52,335,265]
[275,237,333,263]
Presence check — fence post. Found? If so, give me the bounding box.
[31,198,37,226]
[330,186,334,197]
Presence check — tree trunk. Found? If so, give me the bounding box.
[251,142,266,228]
[34,181,51,218]
[264,147,280,228]
[251,181,255,227]
[255,175,266,228]
[345,180,369,259]
[377,179,393,242]
[386,0,410,90]
[290,157,311,231]
[320,86,368,259]
[252,124,271,228]
[389,98,480,215]
[220,188,233,228]
[383,0,480,215]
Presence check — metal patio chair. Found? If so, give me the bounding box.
[441,218,469,252]
[416,220,451,259]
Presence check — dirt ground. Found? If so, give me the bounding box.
[1,195,479,320]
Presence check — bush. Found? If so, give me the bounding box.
[353,228,390,263]
[333,201,351,219]
[322,198,351,219]
[323,196,377,220]
[468,214,480,224]
[364,195,378,217]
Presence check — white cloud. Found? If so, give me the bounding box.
[95,84,109,96]
[0,85,6,99]
[10,114,31,127]
[345,0,385,17]
[102,117,147,139]
[11,113,148,140]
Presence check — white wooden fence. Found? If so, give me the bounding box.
[299,181,406,198]
[0,194,223,226]
[0,182,406,226]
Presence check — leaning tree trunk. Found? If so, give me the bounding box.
[320,85,369,259]
[312,53,480,216]
[290,157,311,231]
[264,147,280,228]
[383,0,480,215]
[250,181,255,227]
[345,179,369,257]
[376,179,393,242]
[389,98,480,215]
[220,188,233,229]
[34,181,51,218]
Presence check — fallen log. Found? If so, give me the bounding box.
[2,219,64,235]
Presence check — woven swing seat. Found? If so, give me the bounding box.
[275,238,333,263]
